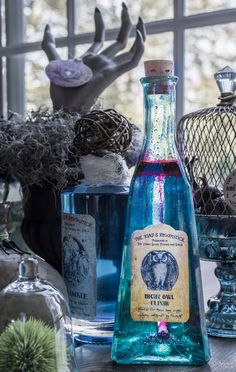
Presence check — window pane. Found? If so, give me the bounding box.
[185,0,236,15]
[185,23,236,114]
[25,48,68,111]
[24,0,67,42]
[75,0,173,33]
[98,33,173,127]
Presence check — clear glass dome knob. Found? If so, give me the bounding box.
[19,256,38,280]
[214,66,236,94]
[0,255,79,370]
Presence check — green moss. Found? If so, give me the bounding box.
[0,318,60,372]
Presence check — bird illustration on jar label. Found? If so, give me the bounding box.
[131,224,189,322]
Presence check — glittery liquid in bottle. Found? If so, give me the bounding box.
[112,61,210,365]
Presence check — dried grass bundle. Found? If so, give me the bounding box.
[0,110,81,191]
[0,108,143,196]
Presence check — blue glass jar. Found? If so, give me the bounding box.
[61,184,128,344]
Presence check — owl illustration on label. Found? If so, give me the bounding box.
[141,250,179,291]
[63,236,89,285]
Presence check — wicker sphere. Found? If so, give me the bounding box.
[74,109,132,155]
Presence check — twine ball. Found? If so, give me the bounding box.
[74,109,132,155]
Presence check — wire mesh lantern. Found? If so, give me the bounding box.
[177,66,236,338]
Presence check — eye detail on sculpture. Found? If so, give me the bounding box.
[45,59,93,87]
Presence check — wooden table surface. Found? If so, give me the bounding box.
[76,262,235,371]
[75,337,236,372]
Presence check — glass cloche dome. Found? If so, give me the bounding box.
[0,256,78,372]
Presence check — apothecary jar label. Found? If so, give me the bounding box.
[62,213,96,320]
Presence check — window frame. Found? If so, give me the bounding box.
[1,0,236,120]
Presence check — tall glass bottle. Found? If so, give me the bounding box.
[112,60,210,365]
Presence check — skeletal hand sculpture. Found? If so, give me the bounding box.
[41,3,146,114]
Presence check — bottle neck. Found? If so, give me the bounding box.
[141,76,178,162]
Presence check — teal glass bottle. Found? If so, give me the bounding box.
[112,60,210,365]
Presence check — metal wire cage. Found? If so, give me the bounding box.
[177,105,236,212]
[177,67,236,231]
[176,66,236,338]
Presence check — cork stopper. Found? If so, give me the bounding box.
[144,60,173,77]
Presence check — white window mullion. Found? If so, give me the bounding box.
[67,0,76,58]
[183,7,236,29]
[5,0,25,115]
[1,7,236,57]
[174,0,185,122]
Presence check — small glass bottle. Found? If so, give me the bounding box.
[61,181,129,344]
[112,60,210,365]
[0,256,78,371]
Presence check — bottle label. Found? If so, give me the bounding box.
[223,169,236,211]
[62,213,96,320]
[131,224,189,322]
